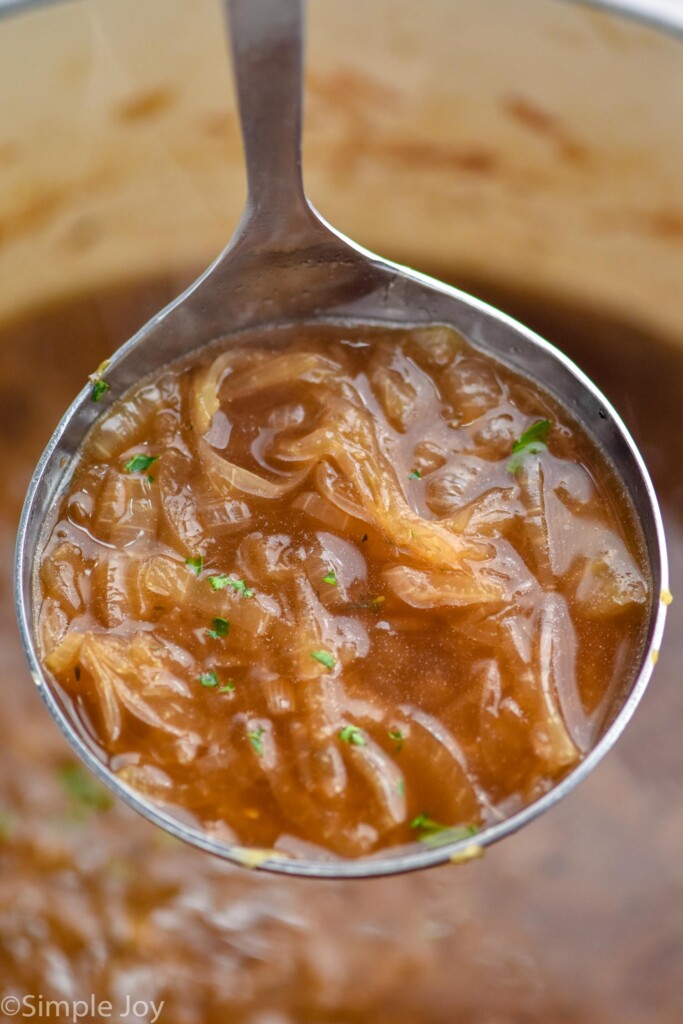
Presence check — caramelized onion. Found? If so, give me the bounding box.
[292,490,357,535]
[220,351,340,403]
[384,565,503,610]
[198,437,309,500]
[44,630,85,676]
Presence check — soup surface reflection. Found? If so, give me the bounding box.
[1,277,680,1019]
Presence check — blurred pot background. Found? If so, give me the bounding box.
[0,1,681,1020]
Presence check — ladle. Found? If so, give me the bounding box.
[14,0,668,877]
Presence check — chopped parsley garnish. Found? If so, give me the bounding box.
[207,616,230,639]
[322,568,338,586]
[124,453,159,475]
[311,649,335,670]
[198,670,219,688]
[408,469,422,480]
[507,419,551,474]
[410,813,448,833]
[410,814,479,848]
[218,681,235,693]
[185,554,204,577]
[88,358,111,402]
[248,727,265,755]
[209,575,254,598]
[388,728,404,752]
[91,379,110,402]
[339,724,366,747]
[58,762,113,812]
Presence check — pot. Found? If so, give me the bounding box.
[0,1,681,1019]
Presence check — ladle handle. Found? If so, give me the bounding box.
[225,0,310,239]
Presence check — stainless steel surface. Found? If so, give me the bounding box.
[14,0,669,877]
[2,0,682,34]
[574,0,683,34]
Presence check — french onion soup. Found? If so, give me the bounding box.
[36,324,650,858]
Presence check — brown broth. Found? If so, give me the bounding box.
[36,321,649,857]
[0,277,680,1018]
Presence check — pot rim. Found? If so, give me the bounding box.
[3,0,681,39]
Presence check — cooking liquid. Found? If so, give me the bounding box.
[36,321,648,857]
[1,276,679,1018]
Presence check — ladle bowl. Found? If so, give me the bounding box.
[14,0,668,877]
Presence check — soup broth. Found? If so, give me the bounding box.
[36,322,649,858]
[1,278,680,1016]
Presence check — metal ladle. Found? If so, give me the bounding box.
[15,0,668,878]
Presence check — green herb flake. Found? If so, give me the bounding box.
[185,554,204,577]
[507,418,551,474]
[88,359,111,401]
[91,379,110,402]
[123,453,159,475]
[198,670,219,688]
[209,575,254,598]
[322,568,338,586]
[339,724,366,747]
[218,680,235,693]
[388,728,404,752]
[410,814,479,848]
[408,469,422,480]
[410,813,444,833]
[311,649,336,670]
[248,727,265,755]
[207,616,230,639]
[58,762,113,812]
